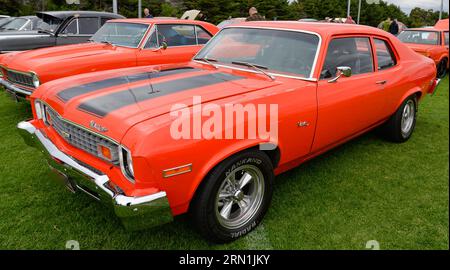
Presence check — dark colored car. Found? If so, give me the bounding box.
[0,11,124,53]
[0,16,42,32]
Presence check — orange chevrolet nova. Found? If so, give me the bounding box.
[398,23,449,78]
[0,18,218,97]
[18,22,439,242]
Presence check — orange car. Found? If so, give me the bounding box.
[398,23,449,78]
[0,18,218,98]
[18,21,438,242]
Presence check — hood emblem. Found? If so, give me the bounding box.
[89,120,108,133]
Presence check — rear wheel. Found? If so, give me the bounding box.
[190,150,274,243]
[437,58,448,79]
[379,95,417,143]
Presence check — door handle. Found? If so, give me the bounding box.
[376,80,387,85]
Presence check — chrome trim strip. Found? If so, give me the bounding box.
[193,25,322,81]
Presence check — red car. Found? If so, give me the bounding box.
[0,18,218,97]
[398,23,449,78]
[18,21,438,242]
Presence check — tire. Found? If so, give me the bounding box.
[380,95,417,143]
[437,58,448,79]
[190,150,274,243]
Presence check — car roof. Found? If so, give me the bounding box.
[108,18,212,26]
[228,21,390,39]
[36,11,124,20]
[403,27,444,32]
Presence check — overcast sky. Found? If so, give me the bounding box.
[384,0,449,14]
[288,0,449,15]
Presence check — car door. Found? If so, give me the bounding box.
[312,36,392,152]
[56,17,99,45]
[136,24,211,66]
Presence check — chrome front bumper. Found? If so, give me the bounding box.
[17,121,173,230]
[0,77,33,96]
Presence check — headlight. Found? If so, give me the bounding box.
[34,100,43,119]
[120,146,135,182]
[32,73,40,88]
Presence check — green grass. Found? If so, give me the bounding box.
[0,76,448,250]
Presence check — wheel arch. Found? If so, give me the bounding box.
[187,141,280,212]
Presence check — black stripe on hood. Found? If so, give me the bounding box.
[57,67,200,102]
[77,72,243,118]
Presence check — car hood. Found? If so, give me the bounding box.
[1,42,124,72]
[36,63,283,142]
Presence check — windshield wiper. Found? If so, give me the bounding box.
[231,61,275,81]
[194,57,218,69]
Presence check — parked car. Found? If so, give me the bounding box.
[0,11,124,53]
[18,21,439,242]
[217,18,246,29]
[0,16,42,32]
[0,18,218,98]
[398,26,449,78]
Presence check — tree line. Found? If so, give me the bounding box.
[1,0,448,27]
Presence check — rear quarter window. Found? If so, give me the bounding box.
[374,38,397,71]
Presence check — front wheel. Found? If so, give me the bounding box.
[190,150,274,243]
[379,95,417,143]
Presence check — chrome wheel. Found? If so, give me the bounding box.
[215,164,265,229]
[401,100,415,135]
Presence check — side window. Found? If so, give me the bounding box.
[144,29,159,49]
[195,25,212,44]
[444,32,449,46]
[78,18,99,35]
[157,24,196,47]
[22,20,32,31]
[321,37,374,79]
[63,19,78,34]
[374,38,397,71]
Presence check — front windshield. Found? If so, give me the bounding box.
[195,27,320,78]
[0,18,28,30]
[36,17,62,33]
[398,30,440,45]
[90,22,149,48]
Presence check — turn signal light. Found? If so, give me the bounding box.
[162,164,192,178]
[98,145,112,161]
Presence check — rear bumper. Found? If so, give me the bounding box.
[0,77,33,96]
[17,120,173,230]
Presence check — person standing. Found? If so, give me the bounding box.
[144,8,153,18]
[345,16,355,24]
[389,18,399,35]
[246,7,265,22]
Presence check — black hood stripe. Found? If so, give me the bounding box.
[77,73,244,118]
[57,67,200,102]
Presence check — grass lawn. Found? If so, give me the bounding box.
[0,76,448,250]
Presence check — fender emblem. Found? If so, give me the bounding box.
[89,120,108,133]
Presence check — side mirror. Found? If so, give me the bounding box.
[161,41,168,50]
[328,66,352,83]
[152,41,168,52]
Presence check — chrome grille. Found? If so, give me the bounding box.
[6,70,34,88]
[45,106,119,165]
